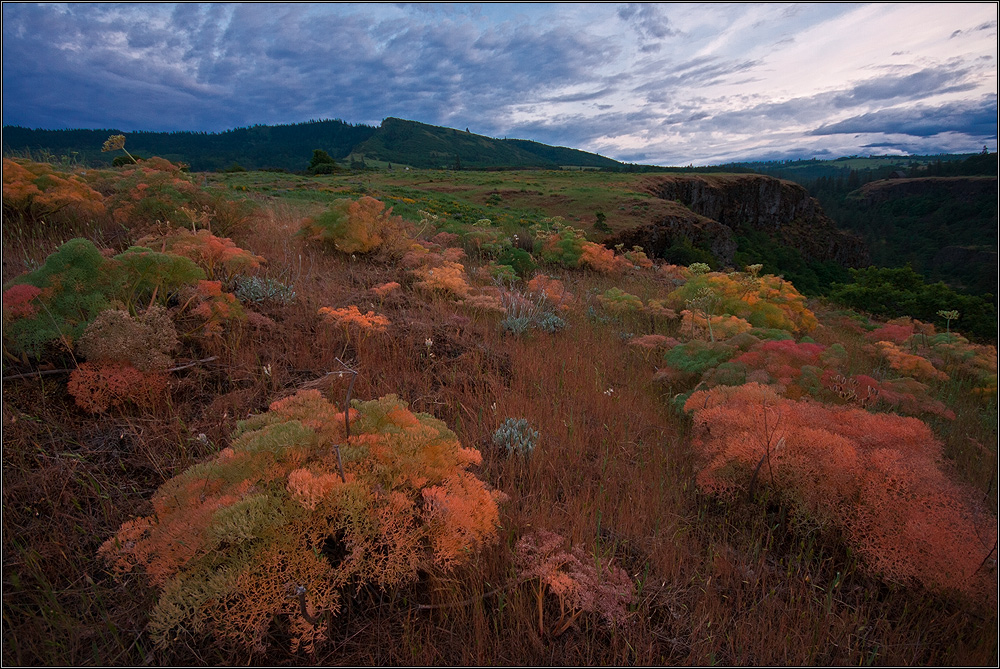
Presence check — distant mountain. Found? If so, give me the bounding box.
[2,117,621,172]
[728,153,986,184]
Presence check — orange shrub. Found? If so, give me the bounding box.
[99,391,503,653]
[871,340,949,383]
[138,227,264,280]
[3,158,106,225]
[411,261,472,299]
[371,281,401,298]
[302,196,408,255]
[318,305,390,334]
[181,280,245,338]
[579,241,632,274]
[527,274,573,310]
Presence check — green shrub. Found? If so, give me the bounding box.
[828,265,997,341]
[495,246,537,279]
[2,238,204,359]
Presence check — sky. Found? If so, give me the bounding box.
[2,2,997,165]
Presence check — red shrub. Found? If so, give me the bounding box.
[684,383,993,596]
[67,361,169,413]
[2,284,43,319]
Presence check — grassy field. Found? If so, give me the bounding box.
[208,167,697,236]
[3,159,997,665]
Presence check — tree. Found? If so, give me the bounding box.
[309,149,336,173]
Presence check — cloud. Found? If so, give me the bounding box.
[616,4,677,40]
[833,66,978,106]
[812,97,998,138]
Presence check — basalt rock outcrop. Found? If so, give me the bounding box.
[852,176,997,207]
[609,174,869,268]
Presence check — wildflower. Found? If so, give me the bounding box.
[604,387,615,396]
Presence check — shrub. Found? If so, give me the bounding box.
[232,275,296,305]
[411,261,472,299]
[493,418,540,457]
[138,228,264,280]
[2,239,199,358]
[99,157,210,229]
[2,158,106,226]
[871,340,949,383]
[515,530,633,635]
[494,245,536,279]
[828,265,996,342]
[683,383,994,597]
[318,305,390,334]
[114,245,207,309]
[181,280,246,339]
[526,274,573,311]
[597,288,643,314]
[680,311,753,341]
[1,284,43,319]
[659,340,738,378]
[301,196,408,255]
[371,281,401,299]
[308,149,337,173]
[667,271,817,334]
[77,306,178,372]
[579,242,632,274]
[498,288,567,336]
[67,361,169,413]
[99,390,503,653]
[534,224,586,267]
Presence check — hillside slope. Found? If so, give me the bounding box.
[834,176,998,295]
[351,117,621,170]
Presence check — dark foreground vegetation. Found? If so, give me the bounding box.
[3,153,997,665]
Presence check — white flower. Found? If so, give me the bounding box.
[425,338,433,347]
[604,387,615,396]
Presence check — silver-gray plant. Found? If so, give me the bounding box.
[493,417,540,457]
[232,275,296,305]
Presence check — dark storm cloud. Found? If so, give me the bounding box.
[811,97,999,138]
[1,3,616,132]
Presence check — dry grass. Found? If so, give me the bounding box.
[2,191,996,666]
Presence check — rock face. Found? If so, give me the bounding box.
[853,176,997,206]
[610,174,869,268]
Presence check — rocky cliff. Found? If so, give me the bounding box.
[609,174,869,268]
[852,176,997,207]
